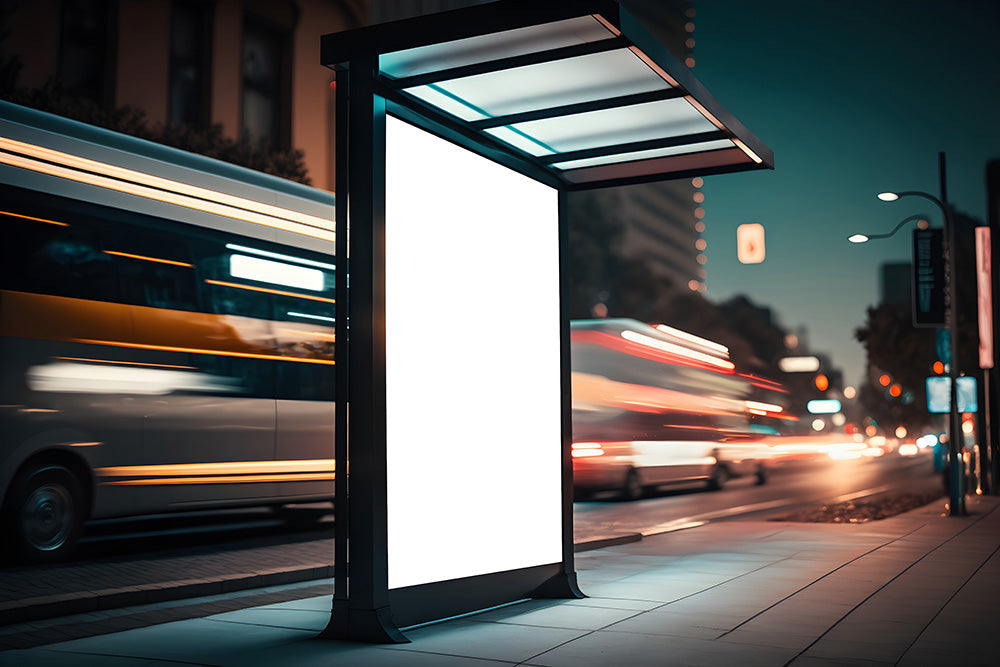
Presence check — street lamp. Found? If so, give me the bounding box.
[877,166,966,516]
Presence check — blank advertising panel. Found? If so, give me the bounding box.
[384,115,563,590]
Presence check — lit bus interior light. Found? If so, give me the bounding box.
[287,311,336,323]
[571,443,605,458]
[620,330,735,371]
[229,254,325,291]
[204,280,335,304]
[225,243,335,270]
[745,400,783,415]
[27,360,240,395]
[1,209,69,226]
[103,250,193,268]
[653,323,728,356]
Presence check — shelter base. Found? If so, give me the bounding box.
[321,604,410,644]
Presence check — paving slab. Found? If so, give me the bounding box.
[0,495,997,665]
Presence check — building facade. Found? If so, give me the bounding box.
[2,0,368,192]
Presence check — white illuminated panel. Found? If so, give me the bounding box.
[229,254,325,291]
[384,116,562,590]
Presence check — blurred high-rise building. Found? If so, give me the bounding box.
[596,0,704,299]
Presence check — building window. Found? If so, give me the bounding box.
[241,17,289,148]
[58,0,116,108]
[169,0,213,127]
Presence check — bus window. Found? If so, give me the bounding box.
[109,229,199,312]
[0,207,118,303]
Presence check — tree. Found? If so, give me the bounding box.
[0,3,311,186]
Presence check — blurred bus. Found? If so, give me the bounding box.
[571,319,785,500]
[0,101,337,562]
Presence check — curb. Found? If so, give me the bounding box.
[0,564,334,626]
[573,533,643,552]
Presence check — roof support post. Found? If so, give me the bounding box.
[321,52,408,644]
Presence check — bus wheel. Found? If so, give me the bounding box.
[4,464,84,563]
[755,465,768,486]
[707,464,729,491]
[620,468,644,501]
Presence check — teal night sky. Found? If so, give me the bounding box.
[691,0,1000,385]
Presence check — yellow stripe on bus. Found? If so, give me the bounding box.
[1,290,335,364]
[97,459,336,477]
[101,473,335,486]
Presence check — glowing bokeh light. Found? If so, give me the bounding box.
[778,356,820,372]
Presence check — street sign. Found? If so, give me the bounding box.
[912,228,945,327]
[976,226,993,368]
[926,376,979,413]
[737,223,765,264]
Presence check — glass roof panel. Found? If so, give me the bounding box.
[484,126,556,156]
[380,16,616,79]
[486,98,718,157]
[405,49,670,120]
[405,85,490,122]
[551,138,736,171]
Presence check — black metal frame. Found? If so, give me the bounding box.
[320,0,773,193]
[321,56,581,646]
[320,0,772,643]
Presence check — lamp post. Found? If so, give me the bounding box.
[876,153,966,516]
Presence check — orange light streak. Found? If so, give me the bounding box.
[97,459,336,483]
[0,137,335,238]
[103,250,193,268]
[205,279,336,304]
[0,146,335,243]
[1,209,69,226]
[102,473,335,485]
[653,323,729,355]
[73,338,336,365]
[621,330,734,371]
[56,356,196,370]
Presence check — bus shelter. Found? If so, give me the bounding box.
[320,0,773,643]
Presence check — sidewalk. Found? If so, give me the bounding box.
[1,494,997,666]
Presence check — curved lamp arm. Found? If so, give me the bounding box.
[848,214,929,243]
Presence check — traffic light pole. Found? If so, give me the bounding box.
[941,152,967,515]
